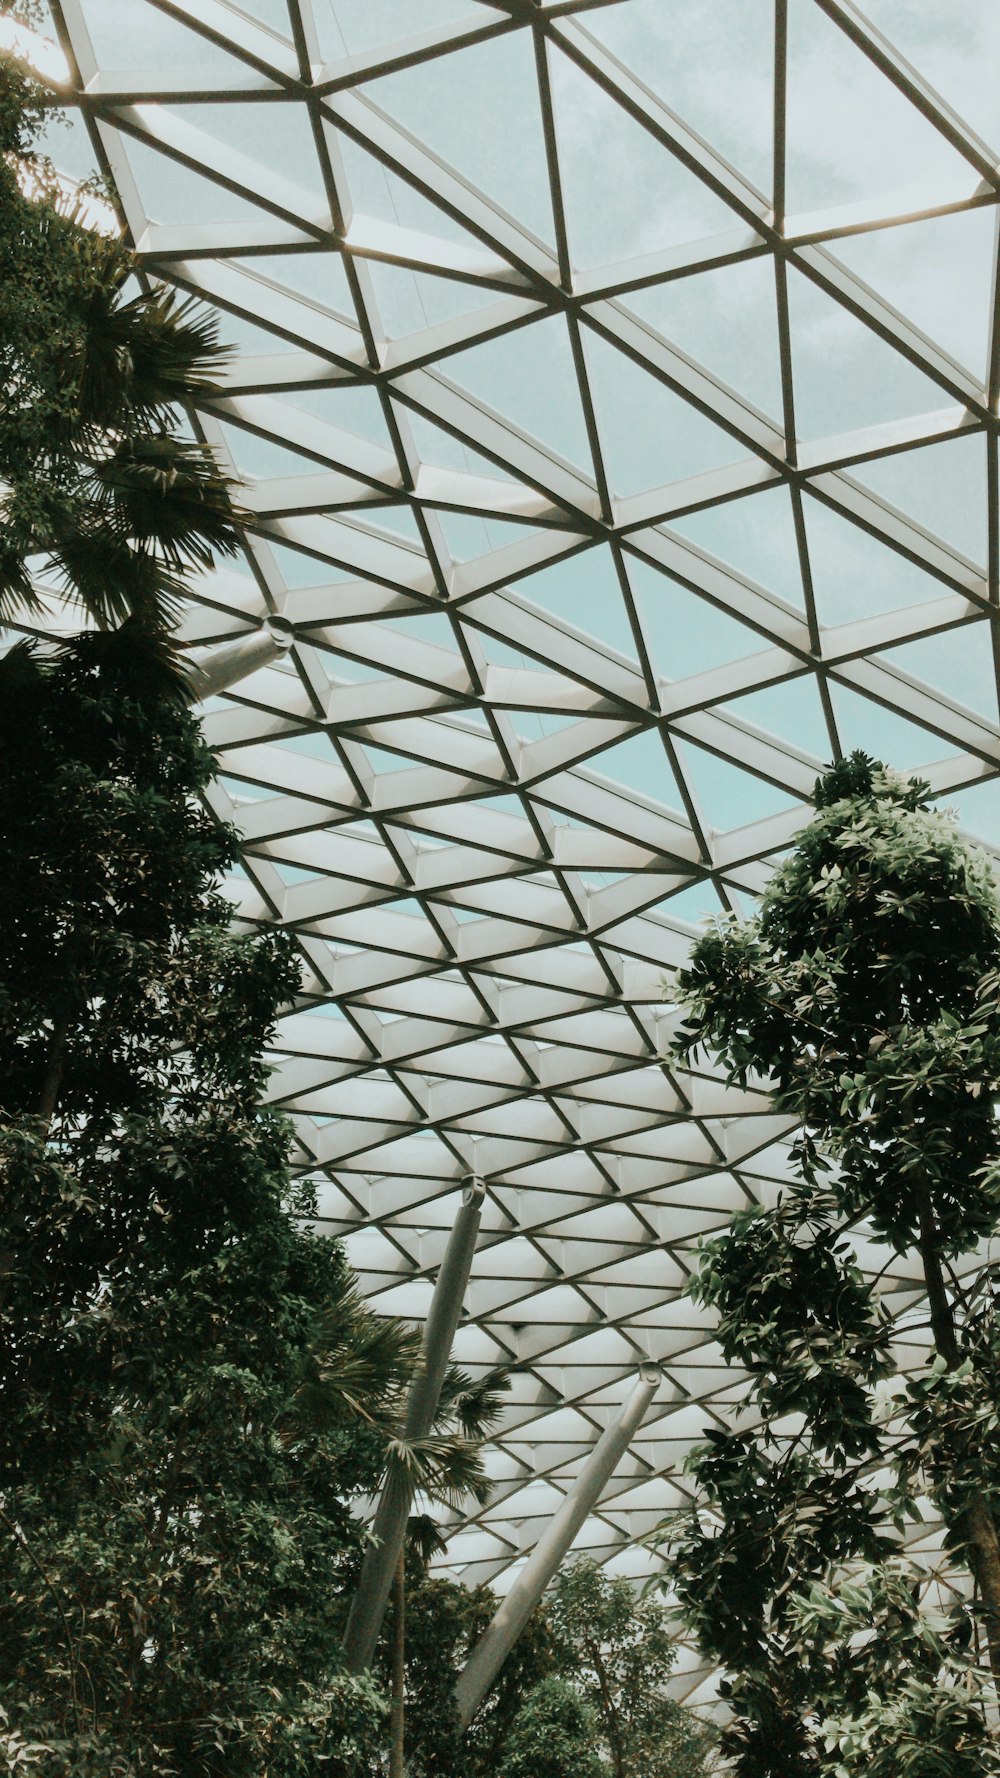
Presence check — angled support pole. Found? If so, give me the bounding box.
[454,1364,661,1730]
[342,1176,486,1674]
[186,617,293,698]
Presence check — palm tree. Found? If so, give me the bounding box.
[384,1366,508,1778]
[2,46,241,679]
[285,1314,506,1777]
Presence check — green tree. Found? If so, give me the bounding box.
[658,755,1000,1775]
[498,1677,603,1778]
[390,1566,555,1778]
[1,19,240,670]
[0,636,412,1775]
[546,1559,716,1778]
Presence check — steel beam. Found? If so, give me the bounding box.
[454,1364,661,1729]
[186,618,293,698]
[342,1177,486,1674]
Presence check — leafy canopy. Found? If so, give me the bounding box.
[657,755,1000,1777]
[0,640,416,1777]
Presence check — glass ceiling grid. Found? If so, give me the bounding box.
[25,0,1000,1700]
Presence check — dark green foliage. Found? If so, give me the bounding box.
[497,1677,603,1778]
[676,753,1000,1251]
[545,1559,715,1778]
[0,641,413,1775]
[392,1557,715,1778]
[382,1567,555,1778]
[0,32,240,668]
[658,755,1000,1775]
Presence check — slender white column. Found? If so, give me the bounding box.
[454,1365,661,1729]
[186,617,292,697]
[342,1178,486,1674]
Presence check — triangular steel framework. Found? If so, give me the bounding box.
[17,0,1000,1706]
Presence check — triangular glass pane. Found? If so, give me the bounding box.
[282,385,397,451]
[939,777,1000,847]
[365,30,555,242]
[218,423,329,479]
[582,329,741,497]
[402,409,516,479]
[583,0,774,194]
[122,137,275,227]
[622,256,783,419]
[444,315,594,470]
[628,554,773,678]
[654,879,729,924]
[267,541,350,588]
[878,621,999,720]
[211,311,300,355]
[434,511,544,560]
[677,743,801,828]
[236,0,291,30]
[803,494,950,625]
[175,101,320,193]
[335,132,505,252]
[851,432,987,562]
[513,546,638,659]
[386,611,458,650]
[785,0,975,213]
[858,1,1000,160]
[366,259,526,338]
[832,208,997,381]
[79,0,258,73]
[590,728,682,804]
[39,107,104,183]
[233,250,354,316]
[787,264,947,442]
[830,684,955,769]
[549,43,742,270]
[314,0,481,60]
[667,485,806,608]
[720,672,832,759]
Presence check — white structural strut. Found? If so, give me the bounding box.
[186,619,293,699]
[342,1178,486,1674]
[455,1364,662,1729]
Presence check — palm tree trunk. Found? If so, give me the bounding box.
[916,1186,1000,1684]
[389,1550,406,1778]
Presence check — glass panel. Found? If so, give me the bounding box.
[667,485,806,608]
[785,0,972,213]
[832,208,997,382]
[585,0,774,194]
[623,255,782,420]
[786,262,947,441]
[365,29,555,242]
[582,328,741,496]
[548,42,740,270]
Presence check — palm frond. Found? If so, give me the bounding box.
[281,1289,421,1442]
[47,524,188,631]
[91,434,243,568]
[73,274,231,427]
[404,1512,447,1567]
[383,1431,493,1510]
[436,1362,511,1441]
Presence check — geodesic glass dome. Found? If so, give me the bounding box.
[20,0,1000,1706]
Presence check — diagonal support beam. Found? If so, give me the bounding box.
[342,1176,486,1674]
[186,617,293,698]
[454,1364,661,1729]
